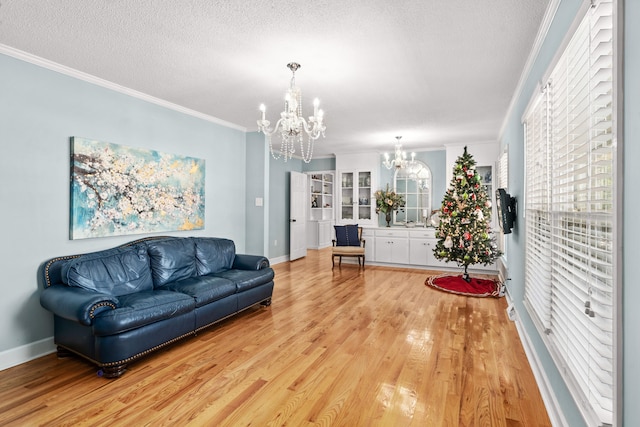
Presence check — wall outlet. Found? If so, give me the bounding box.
[274,239,277,246]
[506,304,516,321]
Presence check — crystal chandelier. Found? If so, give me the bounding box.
[383,136,416,170]
[257,62,326,163]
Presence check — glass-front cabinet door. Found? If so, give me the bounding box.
[340,172,355,221]
[339,170,373,224]
[356,171,373,222]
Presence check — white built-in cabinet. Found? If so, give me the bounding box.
[335,153,378,226]
[308,172,334,220]
[307,220,333,249]
[408,229,449,268]
[361,228,375,262]
[475,165,496,229]
[338,170,375,225]
[359,227,497,272]
[375,229,409,264]
[306,172,334,249]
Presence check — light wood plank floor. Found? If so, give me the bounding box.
[0,249,550,426]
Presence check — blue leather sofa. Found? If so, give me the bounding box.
[39,236,274,378]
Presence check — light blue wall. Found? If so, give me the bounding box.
[0,53,248,352]
[623,0,640,423]
[498,0,638,425]
[245,131,268,256]
[302,157,336,172]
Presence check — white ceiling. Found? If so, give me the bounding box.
[0,0,550,157]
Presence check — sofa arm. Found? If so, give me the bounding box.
[40,286,118,326]
[232,254,270,270]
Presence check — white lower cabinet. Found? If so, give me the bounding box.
[318,221,332,248]
[409,238,450,268]
[361,228,375,263]
[409,238,430,266]
[365,227,496,271]
[375,229,409,264]
[307,220,333,249]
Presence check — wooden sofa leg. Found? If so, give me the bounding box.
[56,346,73,358]
[99,364,127,379]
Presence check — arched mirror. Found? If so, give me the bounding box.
[393,161,432,225]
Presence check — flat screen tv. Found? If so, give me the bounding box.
[495,188,516,234]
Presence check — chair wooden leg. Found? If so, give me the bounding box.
[339,255,342,266]
[332,254,335,269]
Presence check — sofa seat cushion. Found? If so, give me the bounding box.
[146,238,197,287]
[213,268,275,292]
[194,237,236,275]
[62,245,153,296]
[162,275,237,307]
[92,290,195,336]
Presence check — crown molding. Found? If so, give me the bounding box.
[498,0,562,141]
[0,44,246,132]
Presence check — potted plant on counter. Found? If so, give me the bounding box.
[374,184,405,227]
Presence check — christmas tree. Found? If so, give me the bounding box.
[433,146,502,281]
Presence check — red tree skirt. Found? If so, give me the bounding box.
[426,273,503,298]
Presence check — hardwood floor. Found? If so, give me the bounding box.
[0,249,550,426]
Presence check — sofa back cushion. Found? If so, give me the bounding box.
[194,237,236,275]
[146,238,197,287]
[62,245,153,296]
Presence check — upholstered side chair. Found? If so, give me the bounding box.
[332,225,365,268]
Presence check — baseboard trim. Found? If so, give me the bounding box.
[0,337,56,372]
[268,255,290,266]
[510,305,568,427]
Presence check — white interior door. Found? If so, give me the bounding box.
[289,171,307,261]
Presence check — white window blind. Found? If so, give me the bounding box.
[498,149,508,191]
[523,1,615,425]
[524,89,553,332]
[495,148,509,255]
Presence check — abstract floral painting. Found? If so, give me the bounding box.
[70,137,205,239]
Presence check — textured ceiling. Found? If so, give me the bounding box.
[0,0,550,157]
